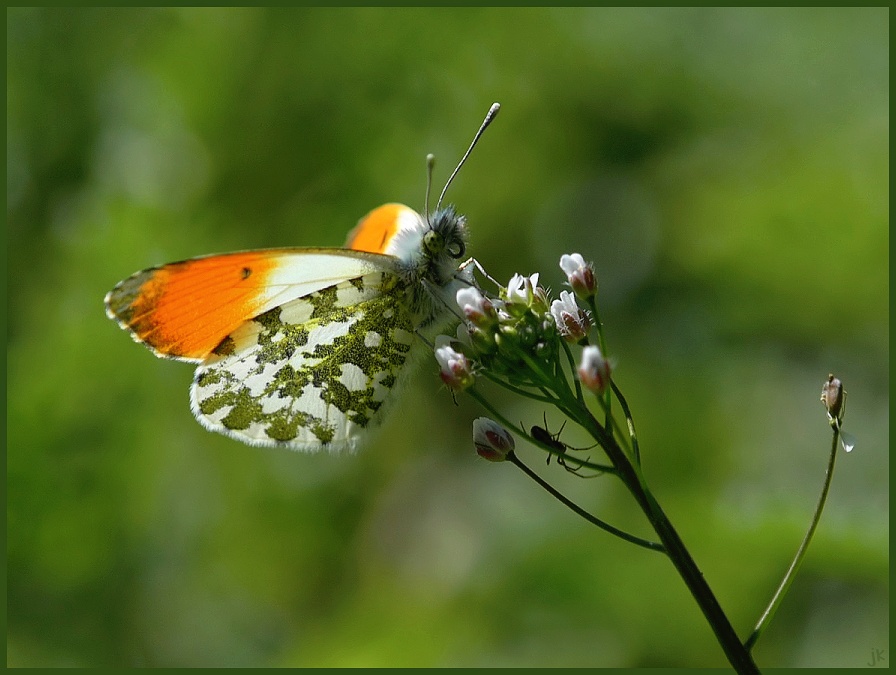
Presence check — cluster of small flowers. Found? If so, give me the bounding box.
[434,253,611,398]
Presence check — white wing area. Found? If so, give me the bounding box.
[189,269,420,452]
[381,206,427,261]
[239,248,401,319]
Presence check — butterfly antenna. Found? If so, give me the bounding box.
[436,102,500,210]
[423,153,436,224]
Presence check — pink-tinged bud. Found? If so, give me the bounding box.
[821,374,855,452]
[456,286,497,326]
[550,290,590,342]
[821,374,845,422]
[578,345,611,394]
[472,417,515,462]
[434,336,475,391]
[559,253,597,299]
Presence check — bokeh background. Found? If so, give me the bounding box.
[7,7,888,668]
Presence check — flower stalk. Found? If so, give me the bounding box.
[744,375,851,652]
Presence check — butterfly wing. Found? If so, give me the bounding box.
[104,248,397,362]
[190,268,418,452]
[345,203,425,256]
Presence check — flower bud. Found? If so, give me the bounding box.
[578,345,611,394]
[434,336,475,391]
[821,374,845,422]
[472,417,515,462]
[456,286,497,327]
[559,253,597,299]
[550,290,590,342]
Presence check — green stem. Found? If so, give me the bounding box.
[744,423,840,652]
[560,340,585,406]
[508,452,664,552]
[610,379,641,465]
[480,370,560,405]
[519,350,565,393]
[587,296,609,363]
[591,387,635,456]
[574,406,759,674]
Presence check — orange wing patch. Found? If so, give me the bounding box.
[105,252,279,361]
[345,203,411,254]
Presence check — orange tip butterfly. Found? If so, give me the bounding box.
[105,103,500,452]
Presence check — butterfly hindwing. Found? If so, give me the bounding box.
[190,270,418,451]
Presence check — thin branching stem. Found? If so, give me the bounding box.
[479,370,560,405]
[610,379,641,465]
[560,340,585,406]
[744,423,841,652]
[508,452,664,552]
[591,389,635,456]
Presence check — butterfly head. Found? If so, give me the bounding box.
[347,103,498,271]
[421,204,468,284]
[381,204,467,287]
[423,206,467,261]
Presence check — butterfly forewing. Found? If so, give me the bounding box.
[190,270,418,451]
[104,249,397,362]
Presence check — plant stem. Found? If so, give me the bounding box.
[637,482,760,674]
[610,379,641,465]
[744,424,840,652]
[575,406,760,674]
[508,452,664,552]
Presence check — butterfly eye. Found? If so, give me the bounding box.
[423,230,444,255]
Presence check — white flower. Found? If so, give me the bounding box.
[550,290,590,342]
[559,253,597,299]
[472,417,515,462]
[505,272,549,314]
[434,336,475,391]
[578,345,611,394]
[505,272,539,307]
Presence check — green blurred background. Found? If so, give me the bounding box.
[7,7,888,668]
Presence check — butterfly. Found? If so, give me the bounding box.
[105,103,500,452]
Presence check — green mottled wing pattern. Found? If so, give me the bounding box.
[189,271,417,452]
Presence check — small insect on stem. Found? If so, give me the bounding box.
[531,419,569,466]
[530,414,600,475]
